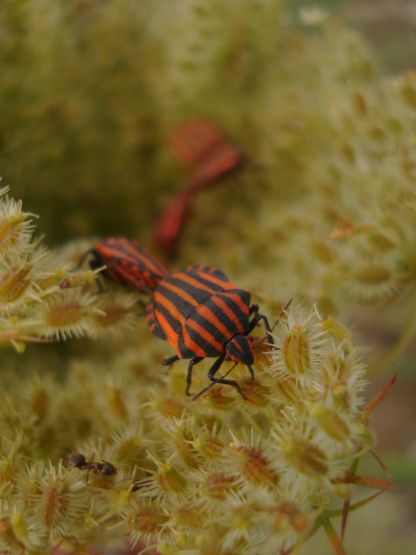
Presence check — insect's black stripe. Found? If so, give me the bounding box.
[154,303,182,333]
[156,284,195,318]
[104,243,144,267]
[218,294,248,329]
[167,276,212,305]
[186,322,220,355]
[189,311,229,345]
[187,271,225,291]
[206,301,240,336]
[163,276,240,336]
[107,239,167,276]
[186,265,228,281]
[120,243,164,275]
[178,334,196,358]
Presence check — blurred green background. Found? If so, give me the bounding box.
[291,0,416,72]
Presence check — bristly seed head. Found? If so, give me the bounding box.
[309,403,350,442]
[37,290,101,339]
[229,442,278,486]
[203,472,238,501]
[127,503,170,546]
[0,263,33,307]
[282,437,329,476]
[283,326,310,376]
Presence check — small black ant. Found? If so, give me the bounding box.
[67,452,117,477]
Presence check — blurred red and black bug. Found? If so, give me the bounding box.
[153,190,192,259]
[154,119,245,257]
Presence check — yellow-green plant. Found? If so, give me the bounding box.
[0,189,392,554]
[0,186,140,350]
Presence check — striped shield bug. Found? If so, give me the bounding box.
[154,119,245,257]
[88,237,168,294]
[146,264,274,399]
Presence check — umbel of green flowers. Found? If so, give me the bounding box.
[1,0,416,318]
[0,190,389,554]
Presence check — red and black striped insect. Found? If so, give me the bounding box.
[154,119,245,257]
[88,237,168,294]
[147,264,274,399]
[87,238,274,398]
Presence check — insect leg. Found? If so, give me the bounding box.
[186,357,203,396]
[207,356,247,399]
[249,299,293,346]
[162,355,180,366]
[192,361,237,401]
[248,311,274,344]
[249,304,259,317]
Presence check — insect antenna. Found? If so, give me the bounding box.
[256,298,293,345]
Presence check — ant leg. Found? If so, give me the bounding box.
[186,357,203,396]
[207,356,246,400]
[162,355,180,367]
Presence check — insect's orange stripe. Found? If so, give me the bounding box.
[211,296,242,329]
[161,280,199,307]
[227,292,249,315]
[181,326,206,357]
[186,318,223,352]
[97,243,127,261]
[98,243,142,269]
[103,238,165,276]
[155,312,178,349]
[119,240,166,276]
[176,272,214,294]
[194,270,235,290]
[154,292,183,325]
[197,303,231,338]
